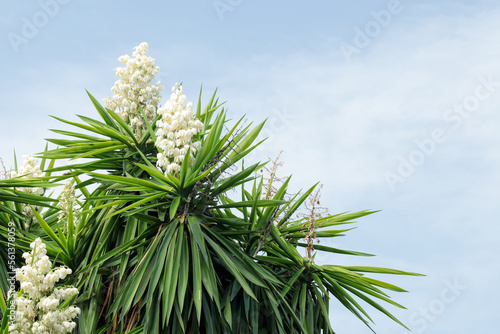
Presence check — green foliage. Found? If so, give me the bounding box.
[0,89,422,334]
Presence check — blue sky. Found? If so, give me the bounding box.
[1,0,499,333]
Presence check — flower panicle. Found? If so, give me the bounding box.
[103,42,164,139]
[10,155,44,195]
[9,238,80,334]
[10,155,44,229]
[155,83,203,175]
[57,179,80,235]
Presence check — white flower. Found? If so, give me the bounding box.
[38,295,60,312]
[10,155,44,188]
[58,179,80,235]
[155,83,203,175]
[9,238,80,334]
[10,155,44,229]
[104,42,164,139]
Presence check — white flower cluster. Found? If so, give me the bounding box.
[58,180,80,234]
[155,83,204,175]
[9,238,80,334]
[10,155,44,229]
[104,42,164,139]
[10,155,44,195]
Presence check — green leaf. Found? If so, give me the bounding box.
[214,199,288,209]
[87,91,116,128]
[140,108,159,145]
[177,225,189,311]
[280,267,305,297]
[179,147,191,189]
[77,114,133,146]
[104,192,164,219]
[297,243,375,257]
[162,227,180,325]
[203,237,257,301]
[190,234,203,323]
[105,107,139,146]
[170,196,181,220]
[31,206,68,255]
[89,172,173,192]
[223,290,232,329]
[0,289,6,314]
[341,266,425,276]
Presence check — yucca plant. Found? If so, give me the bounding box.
[1,43,422,334]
